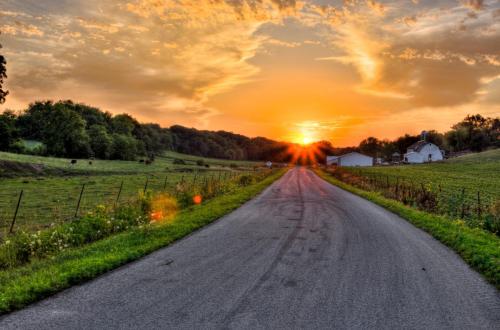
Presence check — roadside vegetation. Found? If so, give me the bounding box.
[0,167,285,313]
[316,152,500,289]
[0,150,264,235]
[327,149,500,235]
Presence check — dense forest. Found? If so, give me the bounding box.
[0,99,498,163]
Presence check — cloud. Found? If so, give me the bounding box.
[0,21,44,36]
[1,0,500,141]
[366,0,386,15]
[265,38,302,47]
[462,0,485,11]
[2,0,300,125]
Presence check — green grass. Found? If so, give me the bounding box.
[316,169,500,290]
[0,151,264,236]
[0,150,262,175]
[345,149,500,207]
[0,169,286,314]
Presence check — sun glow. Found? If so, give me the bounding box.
[293,121,320,145]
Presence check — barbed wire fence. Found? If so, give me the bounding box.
[325,167,499,234]
[0,169,263,237]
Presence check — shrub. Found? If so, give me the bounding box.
[0,203,148,270]
[239,174,254,186]
[484,200,500,235]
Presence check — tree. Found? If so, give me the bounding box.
[110,134,137,160]
[112,114,137,135]
[425,130,444,147]
[88,124,112,159]
[394,134,420,154]
[0,111,17,150]
[0,40,7,104]
[359,137,383,157]
[43,103,90,157]
[16,101,53,140]
[445,114,498,152]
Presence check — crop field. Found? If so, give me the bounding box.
[327,149,500,233]
[0,151,266,237]
[347,149,500,204]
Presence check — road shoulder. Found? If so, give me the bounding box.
[315,168,500,290]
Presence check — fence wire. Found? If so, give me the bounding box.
[0,170,256,236]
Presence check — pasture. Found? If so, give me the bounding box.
[347,149,500,205]
[331,149,500,233]
[0,151,264,236]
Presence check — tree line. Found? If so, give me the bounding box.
[0,100,498,162]
[0,100,295,161]
[339,114,499,161]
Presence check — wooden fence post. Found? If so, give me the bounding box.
[460,187,466,219]
[75,184,86,218]
[163,176,168,190]
[143,177,149,194]
[9,190,24,234]
[115,181,123,207]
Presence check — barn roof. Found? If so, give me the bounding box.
[407,140,429,152]
[338,152,372,159]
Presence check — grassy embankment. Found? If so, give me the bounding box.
[0,167,286,313]
[0,151,263,235]
[315,151,500,289]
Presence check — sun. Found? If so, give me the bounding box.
[295,130,317,145]
[300,135,315,145]
[292,121,321,145]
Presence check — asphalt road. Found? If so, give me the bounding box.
[1,168,499,329]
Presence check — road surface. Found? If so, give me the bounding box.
[1,168,499,329]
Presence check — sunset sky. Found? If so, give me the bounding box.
[1,0,499,146]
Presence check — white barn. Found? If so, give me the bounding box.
[403,141,443,164]
[327,152,373,167]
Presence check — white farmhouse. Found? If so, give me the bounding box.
[327,152,373,167]
[403,141,443,164]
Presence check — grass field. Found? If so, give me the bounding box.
[344,149,500,208]
[0,150,260,175]
[0,151,265,236]
[327,149,500,233]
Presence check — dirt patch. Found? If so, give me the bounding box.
[0,160,65,178]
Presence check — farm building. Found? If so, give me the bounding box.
[403,141,443,164]
[326,152,373,167]
[392,152,401,163]
[326,156,339,166]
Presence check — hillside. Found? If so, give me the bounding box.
[0,151,261,177]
